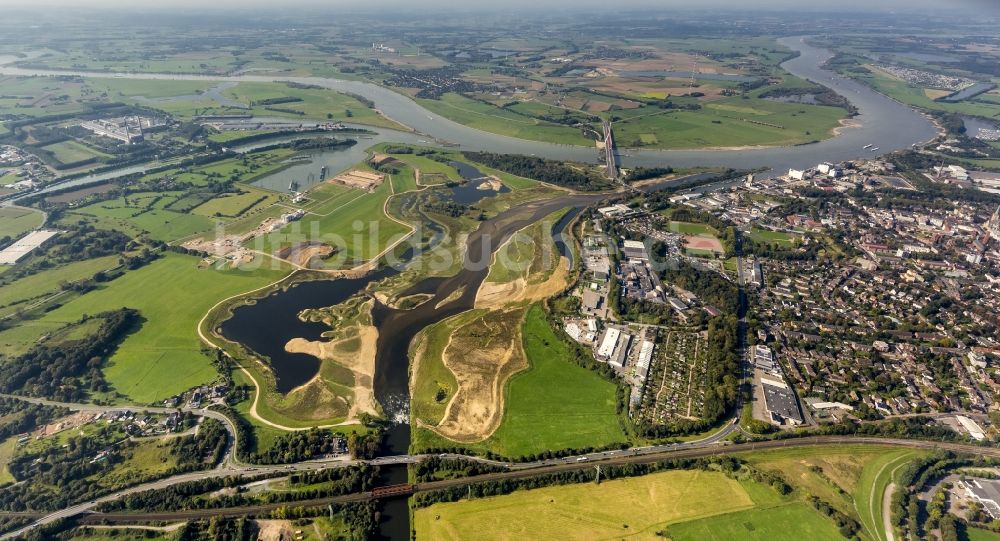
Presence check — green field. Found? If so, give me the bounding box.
[414,469,757,540]
[418,93,594,146]
[0,255,120,318]
[663,220,718,236]
[663,501,846,541]
[858,66,1000,119]
[69,192,217,243]
[487,305,624,455]
[0,436,16,485]
[418,90,844,149]
[853,450,921,541]
[0,206,44,239]
[969,528,1000,541]
[0,253,288,403]
[258,170,412,264]
[750,227,800,247]
[614,99,845,149]
[416,444,916,540]
[191,187,280,218]
[41,140,109,164]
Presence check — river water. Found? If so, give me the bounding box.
[0,35,937,188]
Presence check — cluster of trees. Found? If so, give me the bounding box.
[462,151,613,191]
[807,496,861,538]
[347,431,383,460]
[170,419,230,469]
[106,465,380,513]
[176,517,258,541]
[0,398,68,442]
[662,260,741,315]
[253,428,345,465]
[760,86,858,115]
[0,309,139,401]
[413,456,506,483]
[701,315,741,422]
[0,223,131,287]
[742,235,818,261]
[623,166,674,182]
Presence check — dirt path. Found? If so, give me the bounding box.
[883,482,897,541]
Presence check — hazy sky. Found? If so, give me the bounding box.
[0,0,995,12]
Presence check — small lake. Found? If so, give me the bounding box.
[446,161,510,205]
[962,115,999,137]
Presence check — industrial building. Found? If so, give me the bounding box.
[81,116,166,144]
[760,376,803,426]
[963,478,1000,519]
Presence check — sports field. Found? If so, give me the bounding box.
[0,206,44,239]
[414,469,756,540]
[0,253,288,403]
[750,227,800,247]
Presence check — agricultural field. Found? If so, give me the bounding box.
[634,329,708,424]
[190,187,280,218]
[0,76,90,118]
[66,191,217,243]
[663,502,847,541]
[0,253,289,403]
[0,206,44,239]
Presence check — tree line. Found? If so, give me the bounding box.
[0,309,139,401]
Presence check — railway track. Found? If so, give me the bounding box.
[4,435,992,526]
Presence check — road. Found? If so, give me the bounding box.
[3,435,997,533]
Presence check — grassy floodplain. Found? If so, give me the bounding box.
[0,253,289,403]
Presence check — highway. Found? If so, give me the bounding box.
[602,120,619,181]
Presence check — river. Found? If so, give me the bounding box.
[0,35,937,183]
